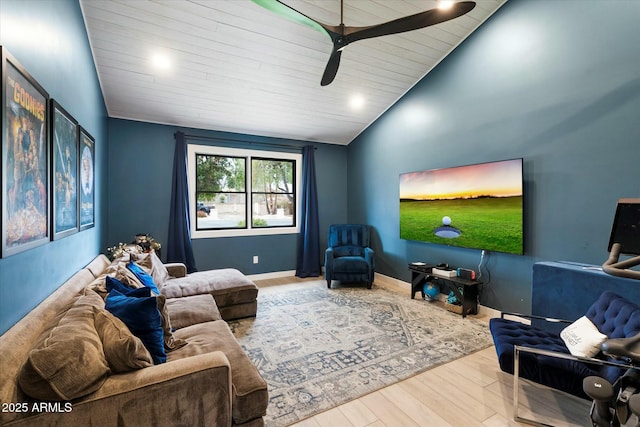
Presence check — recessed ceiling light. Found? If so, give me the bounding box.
[151,53,171,70]
[349,94,365,110]
[439,1,455,10]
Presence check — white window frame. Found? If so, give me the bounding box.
[187,144,302,238]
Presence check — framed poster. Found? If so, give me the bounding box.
[51,100,78,239]
[1,47,50,257]
[78,126,95,231]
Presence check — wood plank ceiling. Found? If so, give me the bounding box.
[80,0,507,145]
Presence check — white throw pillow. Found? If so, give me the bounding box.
[560,315,608,358]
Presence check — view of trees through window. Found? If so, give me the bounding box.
[195,154,295,230]
[251,158,294,228]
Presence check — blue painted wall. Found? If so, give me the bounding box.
[2,0,637,335]
[107,119,348,274]
[0,0,108,333]
[347,0,640,314]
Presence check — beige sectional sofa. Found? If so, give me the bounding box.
[0,254,268,427]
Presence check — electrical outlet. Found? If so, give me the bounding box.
[253,256,259,264]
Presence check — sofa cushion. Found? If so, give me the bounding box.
[127,261,161,294]
[105,288,166,364]
[105,275,138,295]
[165,294,222,329]
[156,294,188,352]
[93,306,154,372]
[334,256,370,273]
[489,317,601,398]
[333,245,365,258]
[19,292,109,401]
[85,254,111,278]
[584,290,640,384]
[165,262,187,278]
[161,268,258,308]
[170,321,268,424]
[106,277,186,351]
[132,251,170,288]
[115,262,145,288]
[560,315,608,358]
[585,290,640,339]
[87,274,109,297]
[87,258,143,296]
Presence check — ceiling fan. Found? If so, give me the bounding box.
[252,0,476,86]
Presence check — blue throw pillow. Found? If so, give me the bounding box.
[105,289,166,364]
[105,276,138,295]
[127,261,160,294]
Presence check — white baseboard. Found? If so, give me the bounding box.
[374,272,501,318]
[478,304,502,319]
[248,270,502,318]
[246,270,298,281]
[373,273,409,289]
[500,313,532,325]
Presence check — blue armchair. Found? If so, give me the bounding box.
[325,224,375,289]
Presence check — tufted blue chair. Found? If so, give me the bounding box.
[325,224,375,289]
[490,290,640,423]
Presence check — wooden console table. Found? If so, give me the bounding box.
[409,264,481,318]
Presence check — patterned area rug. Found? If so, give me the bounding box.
[229,281,493,427]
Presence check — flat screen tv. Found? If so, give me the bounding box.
[399,158,524,255]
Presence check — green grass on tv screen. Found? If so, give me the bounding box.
[399,196,523,254]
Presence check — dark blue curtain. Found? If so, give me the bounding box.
[167,132,197,273]
[296,145,321,277]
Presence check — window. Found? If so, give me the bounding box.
[187,144,301,238]
[194,154,247,230]
[251,157,296,228]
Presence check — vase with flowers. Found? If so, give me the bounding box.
[134,233,161,254]
[106,233,161,260]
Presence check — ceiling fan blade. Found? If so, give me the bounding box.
[321,48,342,86]
[251,0,333,40]
[253,0,475,87]
[345,1,476,43]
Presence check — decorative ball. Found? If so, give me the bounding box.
[423,282,440,301]
[442,216,451,226]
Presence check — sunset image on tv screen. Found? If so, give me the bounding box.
[399,158,523,255]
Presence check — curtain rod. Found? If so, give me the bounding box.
[176,132,316,150]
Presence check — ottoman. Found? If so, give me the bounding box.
[161,268,259,320]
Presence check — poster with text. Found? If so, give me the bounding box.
[2,48,50,257]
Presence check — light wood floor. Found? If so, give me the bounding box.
[253,275,592,427]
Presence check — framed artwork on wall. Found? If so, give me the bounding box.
[1,47,50,257]
[78,126,95,231]
[51,100,79,240]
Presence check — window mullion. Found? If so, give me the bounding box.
[246,155,252,230]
